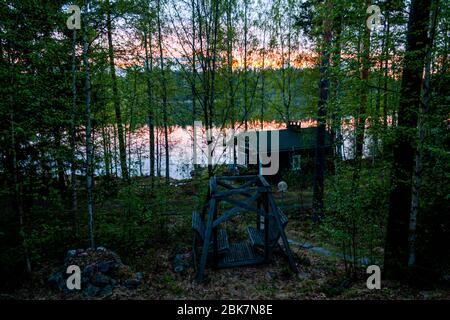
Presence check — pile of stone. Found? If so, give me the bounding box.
[48,247,143,298]
[172,252,192,273]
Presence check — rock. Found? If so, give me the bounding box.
[100,285,114,297]
[84,284,100,297]
[51,246,143,297]
[66,250,77,260]
[93,272,110,287]
[124,278,140,289]
[297,272,310,280]
[48,271,62,284]
[64,249,78,265]
[173,253,191,273]
[98,260,115,273]
[82,264,95,279]
[265,271,275,280]
[48,271,65,290]
[174,265,184,273]
[112,262,122,272]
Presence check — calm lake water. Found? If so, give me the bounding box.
[93,120,373,180]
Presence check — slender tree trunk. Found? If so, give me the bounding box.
[113,124,118,177]
[226,0,237,164]
[106,0,128,181]
[70,29,78,228]
[243,0,248,131]
[312,0,332,221]
[99,99,112,178]
[54,129,66,195]
[101,120,111,177]
[10,106,32,273]
[144,28,155,186]
[374,10,390,160]
[157,127,161,177]
[384,0,432,279]
[383,11,391,133]
[352,2,371,190]
[243,0,249,166]
[127,69,138,176]
[83,11,94,249]
[374,53,382,159]
[191,0,198,170]
[279,13,287,124]
[196,0,211,176]
[156,0,170,183]
[137,146,143,176]
[108,128,113,176]
[286,3,292,123]
[208,0,220,176]
[331,11,343,166]
[260,25,267,130]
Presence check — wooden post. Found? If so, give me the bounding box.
[213,198,218,268]
[201,181,212,220]
[257,197,261,231]
[192,235,197,271]
[196,198,216,282]
[268,194,298,273]
[264,192,269,261]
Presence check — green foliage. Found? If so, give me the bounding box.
[321,162,390,275]
[0,0,448,292]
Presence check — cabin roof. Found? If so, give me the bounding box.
[239,126,333,153]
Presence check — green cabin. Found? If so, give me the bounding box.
[240,121,334,183]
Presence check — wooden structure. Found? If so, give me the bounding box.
[239,122,334,182]
[192,175,298,282]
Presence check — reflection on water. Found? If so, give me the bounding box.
[94,119,377,180]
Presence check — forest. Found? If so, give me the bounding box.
[0,0,449,300]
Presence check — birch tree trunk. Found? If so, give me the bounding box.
[70,29,78,229]
[83,8,94,248]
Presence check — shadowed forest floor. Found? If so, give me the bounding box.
[7,243,450,300]
[2,178,449,300]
